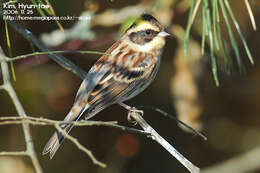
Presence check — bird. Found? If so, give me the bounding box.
[42,13,170,159]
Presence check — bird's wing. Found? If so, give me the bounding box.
[78,50,157,119]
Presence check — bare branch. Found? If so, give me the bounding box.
[0,116,117,126]
[0,47,43,173]
[130,112,200,173]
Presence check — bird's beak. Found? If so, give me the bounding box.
[158,30,170,37]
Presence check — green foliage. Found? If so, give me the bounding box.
[184,0,255,86]
[4,20,16,82]
[30,0,47,17]
[120,16,138,33]
[37,0,52,15]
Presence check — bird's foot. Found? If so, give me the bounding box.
[119,102,143,124]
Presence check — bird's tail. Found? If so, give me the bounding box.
[42,103,88,159]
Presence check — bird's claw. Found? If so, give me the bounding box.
[118,102,143,125]
[127,107,143,125]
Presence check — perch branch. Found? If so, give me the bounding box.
[130,111,200,173]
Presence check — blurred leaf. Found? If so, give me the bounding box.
[44,0,65,32]
[216,22,231,74]
[37,0,52,15]
[4,20,16,82]
[14,5,40,63]
[151,0,163,12]
[30,0,46,17]
[184,0,195,56]
[224,0,254,64]
[201,2,206,55]
[212,0,220,50]
[219,0,243,72]
[120,16,138,33]
[203,0,219,86]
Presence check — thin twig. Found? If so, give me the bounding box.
[138,105,207,140]
[130,112,200,173]
[5,50,108,62]
[0,48,43,173]
[0,119,116,126]
[0,116,117,126]
[0,151,28,156]
[54,124,106,168]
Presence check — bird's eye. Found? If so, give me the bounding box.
[145,29,152,35]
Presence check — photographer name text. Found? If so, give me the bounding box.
[3,3,50,10]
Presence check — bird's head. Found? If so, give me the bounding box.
[124,13,170,52]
